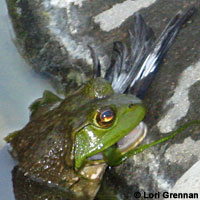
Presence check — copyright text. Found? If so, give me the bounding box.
[133,191,198,199]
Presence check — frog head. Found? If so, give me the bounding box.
[70,78,147,170]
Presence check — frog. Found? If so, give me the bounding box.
[5,7,195,200]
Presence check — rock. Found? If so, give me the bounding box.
[5,0,200,200]
[170,160,200,199]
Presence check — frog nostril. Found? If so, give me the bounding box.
[128,104,134,108]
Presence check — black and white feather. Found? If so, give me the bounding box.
[94,7,195,98]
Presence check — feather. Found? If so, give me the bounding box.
[104,7,195,98]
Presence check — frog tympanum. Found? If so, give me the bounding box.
[5,8,195,200]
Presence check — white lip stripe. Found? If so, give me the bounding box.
[94,0,157,32]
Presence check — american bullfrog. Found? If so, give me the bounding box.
[5,8,195,200]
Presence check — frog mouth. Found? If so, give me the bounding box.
[88,122,147,161]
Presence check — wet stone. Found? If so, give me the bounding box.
[5,0,200,200]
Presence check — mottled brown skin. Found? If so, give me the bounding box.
[6,78,145,200]
[12,165,106,200]
[7,79,113,200]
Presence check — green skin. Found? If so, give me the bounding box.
[5,77,196,200]
[5,78,145,200]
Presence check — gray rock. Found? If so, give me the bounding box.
[170,160,200,199]
[5,0,200,199]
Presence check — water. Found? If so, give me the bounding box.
[0,0,54,199]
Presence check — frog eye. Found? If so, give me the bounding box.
[95,107,115,127]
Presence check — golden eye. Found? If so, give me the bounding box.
[95,107,115,127]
